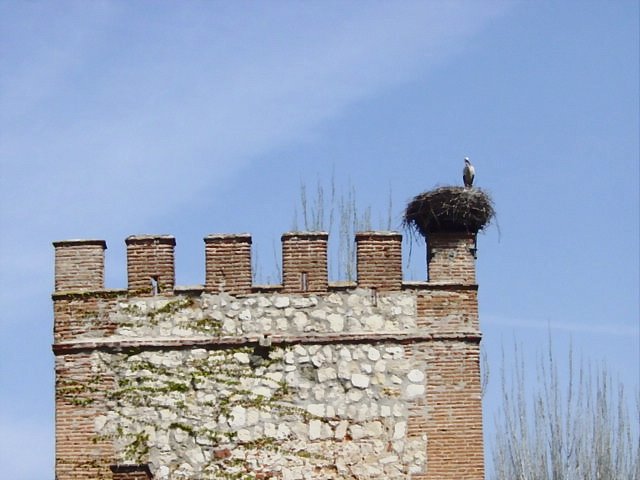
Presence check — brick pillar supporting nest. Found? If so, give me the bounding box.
[110,464,153,479]
[419,229,484,479]
[204,234,252,295]
[355,231,402,291]
[423,341,484,479]
[53,240,106,291]
[126,235,175,296]
[416,287,479,334]
[281,232,328,294]
[427,233,476,284]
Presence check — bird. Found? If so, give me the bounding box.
[463,157,475,188]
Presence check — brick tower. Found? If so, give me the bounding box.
[53,226,485,479]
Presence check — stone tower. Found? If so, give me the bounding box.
[53,229,484,479]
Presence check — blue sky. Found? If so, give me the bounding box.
[1,1,638,478]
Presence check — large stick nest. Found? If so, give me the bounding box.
[403,186,495,236]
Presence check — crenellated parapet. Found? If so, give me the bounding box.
[53,230,477,297]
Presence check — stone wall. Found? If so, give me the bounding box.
[53,231,484,479]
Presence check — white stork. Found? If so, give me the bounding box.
[463,157,475,188]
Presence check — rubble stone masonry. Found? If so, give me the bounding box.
[53,231,484,479]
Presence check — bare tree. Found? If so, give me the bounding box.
[293,176,376,281]
[492,340,639,480]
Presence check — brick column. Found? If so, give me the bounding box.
[281,232,328,294]
[125,235,175,296]
[55,353,113,480]
[423,341,484,479]
[413,282,484,480]
[204,234,252,295]
[355,231,402,291]
[427,233,476,284]
[419,229,484,479]
[53,240,106,291]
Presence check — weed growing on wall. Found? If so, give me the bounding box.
[98,346,306,478]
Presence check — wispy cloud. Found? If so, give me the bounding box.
[1,2,512,235]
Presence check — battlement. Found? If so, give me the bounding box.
[53,230,477,296]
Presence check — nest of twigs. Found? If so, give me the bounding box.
[403,186,495,237]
